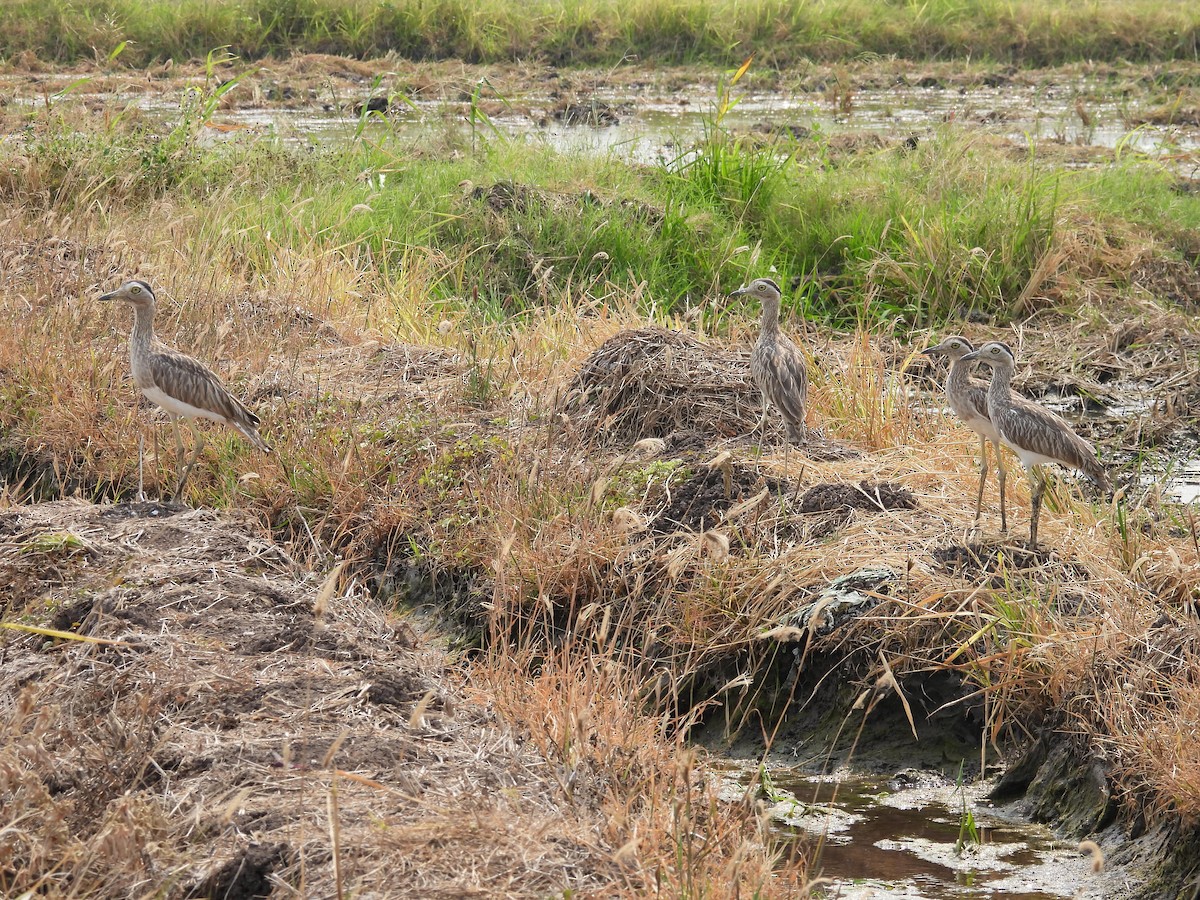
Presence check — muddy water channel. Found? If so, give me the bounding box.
[722,767,1112,899]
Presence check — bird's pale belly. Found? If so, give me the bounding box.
[140,386,227,424]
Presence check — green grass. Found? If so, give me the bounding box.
[4,88,1199,329]
[2,0,1198,67]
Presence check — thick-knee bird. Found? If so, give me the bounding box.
[960,340,1110,548]
[729,277,808,443]
[99,279,271,500]
[923,335,1019,532]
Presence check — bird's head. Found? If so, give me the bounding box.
[959,340,1016,369]
[98,280,156,309]
[921,335,975,360]
[728,277,783,303]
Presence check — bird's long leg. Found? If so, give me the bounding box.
[169,415,184,501]
[137,433,146,502]
[995,440,1008,534]
[742,394,771,442]
[175,419,206,502]
[1028,466,1045,550]
[973,435,989,526]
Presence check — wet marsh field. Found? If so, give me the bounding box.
[8,57,1200,162]
[2,48,1200,899]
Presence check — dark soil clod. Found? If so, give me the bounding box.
[187,842,291,900]
[797,480,917,514]
[552,99,624,126]
[653,464,792,533]
[932,540,1056,575]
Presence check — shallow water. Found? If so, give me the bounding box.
[139,79,1200,165]
[722,767,1109,899]
[1157,458,1200,504]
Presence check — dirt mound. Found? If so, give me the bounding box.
[652,463,793,533]
[552,99,625,126]
[0,500,622,897]
[563,327,764,447]
[797,480,917,513]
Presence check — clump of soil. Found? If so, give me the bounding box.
[563,327,764,447]
[652,462,792,533]
[551,98,625,126]
[797,480,917,513]
[932,539,1096,602]
[932,540,1055,574]
[0,500,626,897]
[470,179,548,212]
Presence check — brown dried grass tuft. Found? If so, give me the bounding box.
[562,326,764,447]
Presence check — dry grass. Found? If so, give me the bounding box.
[1,103,1200,894]
[0,499,802,897]
[0,210,816,896]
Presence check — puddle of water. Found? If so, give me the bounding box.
[1154,458,1200,504]
[35,74,1197,165]
[721,768,1107,899]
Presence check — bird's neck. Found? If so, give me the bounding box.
[946,357,973,394]
[760,295,781,336]
[129,303,157,357]
[985,362,1015,414]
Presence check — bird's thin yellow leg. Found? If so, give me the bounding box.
[1028,467,1045,549]
[137,432,146,502]
[175,419,206,501]
[743,395,770,442]
[169,416,185,500]
[995,440,1008,534]
[973,435,989,525]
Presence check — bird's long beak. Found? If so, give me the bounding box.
[728,285,749,298]
[920,343,943,356]
[97,291,117,302]
[959,349,981,363]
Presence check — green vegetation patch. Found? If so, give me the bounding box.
[2,0,1198,68]
[7,96,1198,328]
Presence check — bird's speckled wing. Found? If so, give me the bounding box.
[751,333,808,434]
[148,348,269,449]
[995,400,1109,489]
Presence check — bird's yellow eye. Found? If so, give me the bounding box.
[131,286,141,294]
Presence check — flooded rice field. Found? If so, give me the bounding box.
[6,60,1200,170]
[163,77,1200,167]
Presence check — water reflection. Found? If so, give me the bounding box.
[721,768,1107,899]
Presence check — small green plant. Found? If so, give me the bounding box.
[19,531,90,557]
[954,761,980,857]
[606,459,691,508]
